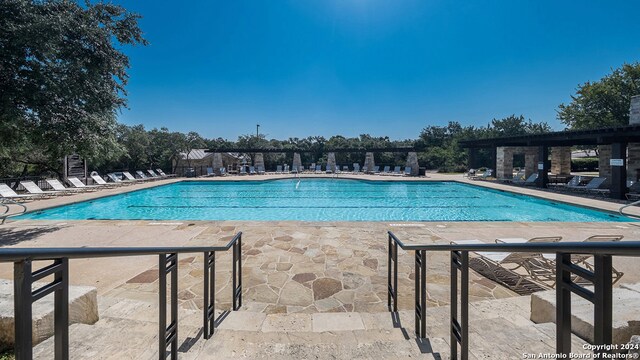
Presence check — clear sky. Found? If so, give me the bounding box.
[116,0,640,141]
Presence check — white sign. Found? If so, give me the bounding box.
[610,159,624,166]
[537,162,544,170]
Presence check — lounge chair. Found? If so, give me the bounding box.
[46,179,85,193]
[362,166,368,174]
[343,165,349,172]
[570,235,624,284]
[66,177,101,191]
[495,236,562,260]
[257,165,265,175]
[463,169,476,178]
[371,165,380,174]
[404,167,412,176]
[381,166,390,175]
[147,169,163,178]
[90,174,120,188]
[570,177,608,194]
[107,173,134,185]
[249,166,256,175]
[310,163,316,173]
[239,166,247,175]
[276,165,283,174]
[136,170,154,181]
[123,171,146,182]
[452,239,553,291]
[219,167,227,176]
[500,170,525,183]
[156,169,177,178]
[20,181,66,197]
[626,181,640,200]
[325,164,333,173]
[0,183,43,201]
[315,165,322,173]
[470,169,492,180]
[353,164,360,173]
[511,173,538,186]
[205,167,215,177]
[392,166,401,175]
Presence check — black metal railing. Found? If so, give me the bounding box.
[387,231,640,359]
[1,232,243,360]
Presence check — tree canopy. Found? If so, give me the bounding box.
[557,62,640,130]
[0,0,146,176]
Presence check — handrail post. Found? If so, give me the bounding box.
[414,250,426,339]
[54,258,69,360]
[159,253,178,360]
[556,253,572,355]
[593,255,613,355]
[232,234,242,311]
[203,251,215,339]
[450,251,469,360]
[14,259,33,360]
[387,234,398,312]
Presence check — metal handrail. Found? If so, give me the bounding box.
[0,199,28,224]
[619,199,640,220]
[3,232,243,360]
[387,231,640,359]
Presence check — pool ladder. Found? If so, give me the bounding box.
[619,199,640,220]
[1,199,27,224]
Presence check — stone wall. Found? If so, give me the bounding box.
[496,147,513,179]
[405,152,419,176]
[327,152,337,172]
[213,153,223,174]
[598,145,612,184]
[628,144,640,181]
[292,153,302,172]
[550,147,571,175]
[523,147,539,178]
[254,153,265,171]
[630,95,640,125]
[364,152,375,173]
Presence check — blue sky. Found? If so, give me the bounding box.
[116,0,640,140]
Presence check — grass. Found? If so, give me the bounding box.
[0,349,14,360]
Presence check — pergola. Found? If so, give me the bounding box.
[204,147,418,153]
[460,125,640,199]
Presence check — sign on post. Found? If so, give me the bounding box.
[610,159,624,167]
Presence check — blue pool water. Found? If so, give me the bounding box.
[17,179,630,222]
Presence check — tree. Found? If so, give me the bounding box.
[0,0,147,176]
[558,63,640,130]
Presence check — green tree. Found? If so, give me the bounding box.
[0,0,147,176]
[558,63,640,130]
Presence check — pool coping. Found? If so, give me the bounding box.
[6,173,640,222]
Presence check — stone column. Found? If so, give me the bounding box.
[628,143,640,181]
[598,145,612,183]
[212,153,223,175]
[405,152,419,176]
[524,147,539,178]
[364,152,375,173]
[630,95,640,124]
[496,147,514,179]
[550,147,572,175]
[292,152,302,172]
[327,152,337,172]
[254,153,265,172]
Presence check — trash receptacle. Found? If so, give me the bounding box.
[185,168,196,178]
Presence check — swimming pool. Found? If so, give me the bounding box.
[17,179,631,222]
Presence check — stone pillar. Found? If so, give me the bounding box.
[630,95,640,124]
[611,142,627,199]
[364,152,375,173]
[292,152,302,172]
[496,147,514,179]
[628,143,640,181]
[598,145,612,184]
[405,152,419,176]
[550,147,572,175]
[327,152,337,172]
[524,147,539,178]
[254,153,265,172]
[213,153,223,175]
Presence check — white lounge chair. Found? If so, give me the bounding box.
[46,179,84,193]
[122,171,146,182]
[107,173,134,185]
[91,174,120,188]
[147,169,163,179]
[156,169,177,178]
[67,177,101,191]
[0,184,43,201]
[136,170,155,181]
[20,180,65,197]
[353,163,360,173]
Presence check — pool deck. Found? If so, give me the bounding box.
[2,173,639,358]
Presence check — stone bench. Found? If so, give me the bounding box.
[0,279,98,348]
[530,283,640,345]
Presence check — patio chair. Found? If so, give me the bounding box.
[372,165,380,174]
[325,164,333,173]
[500,170,525,183]
[571,177,608,194]
[463,169,476,178]
[495,236,562,260]
[204,167,215,177]
[156,169,177,177]
[380,166,390,175]
[66,177,101,191]
[257,165,265,175]
[123,171,146,182]
[516,173,538,186]
[343,165,349,172]
[570,235,624,284]
[470,169,492,180]
[315,165,322,173]
[136,170,154,181]
[249,166,256,175]
[219,167,227,176]
[310,163,316,172]
[107,173,134,185]
[392,166,401,175]
[239,166,248,175]
[452,239,553,291]
[20,180,65,197]
[626,181,640,200]
[147,169,163,178]
[404,167,412,176]
[353,163,361,173]
[46,179,85,193]
[90,174,120,188]
[0,183,44,201]
[276,165,283,174]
